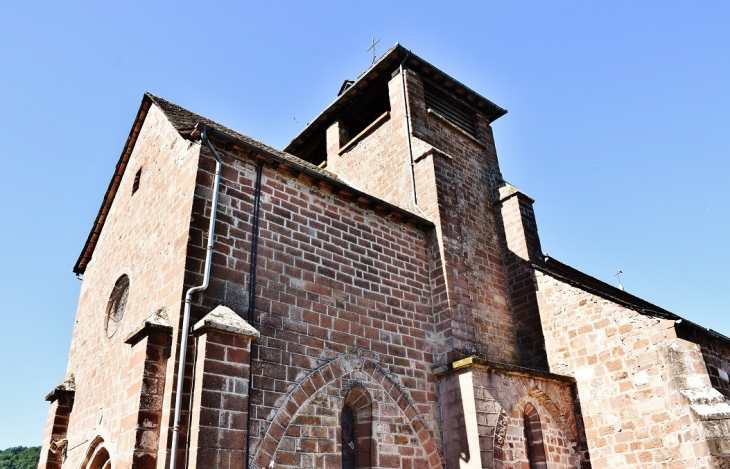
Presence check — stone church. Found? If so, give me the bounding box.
[39,44,730,468]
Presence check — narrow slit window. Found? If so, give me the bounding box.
[132,168,141,195]
[341,386,372,469]
[524,403,547,469]
[342,405,355,469]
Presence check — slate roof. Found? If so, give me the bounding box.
[73,92,433,274]
[147,93,346,182]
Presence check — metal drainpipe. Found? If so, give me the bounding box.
[245,161,263,469]
[169,127,222,469]
[399,51,431,221]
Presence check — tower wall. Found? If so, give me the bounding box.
[327,67,520,365]
[325,72,415,213]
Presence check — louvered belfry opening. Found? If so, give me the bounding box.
[423,79,478,137]
[523,403,548,469]
[339,80,390,140]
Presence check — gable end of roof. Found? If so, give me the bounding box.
[73,94,155,274]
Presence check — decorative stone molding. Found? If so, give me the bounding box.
[45,374,75,403]
[123,307,173,345]
[192,305,259,339]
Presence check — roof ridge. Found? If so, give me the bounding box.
[143,92,329,174]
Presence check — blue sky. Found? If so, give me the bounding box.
[1,1,728,449]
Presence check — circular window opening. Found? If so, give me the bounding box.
[105,275,130,338]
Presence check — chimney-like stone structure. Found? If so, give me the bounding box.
[497,183,548,369]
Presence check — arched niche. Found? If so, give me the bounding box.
[523,403,547,469]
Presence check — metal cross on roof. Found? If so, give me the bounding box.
[615,270,625,291]
[367,37,381,64]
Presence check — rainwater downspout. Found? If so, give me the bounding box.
[399,51,431,221]
[169,127,222,469]
[245,161,263,469]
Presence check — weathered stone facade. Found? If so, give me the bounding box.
[40,45,730,468]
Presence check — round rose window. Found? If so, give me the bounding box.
[105,275,129,338]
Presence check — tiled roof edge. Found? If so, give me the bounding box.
[534,256,730,345]
[73,95,153,274]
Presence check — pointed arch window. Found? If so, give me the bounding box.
[524,403,547,469]
[341,385,372,469]
[80,437,111,469]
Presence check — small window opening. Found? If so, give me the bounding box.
[341,386,372,469]
[523,403,547,469]
[132,168,141,195]
[342,405,355,469]
[105,275,130,338]
[338,81,390,140]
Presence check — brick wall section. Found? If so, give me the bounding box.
[535,271,728,467]
[180,142,442,466]
[325,67,519,365]
[55,104,200,468]
[267,366,432,469]
[120,329,172,469]
[661,338,730,467]
[188,329,253,469]
[248,355,440,469]
[38,394,73,469]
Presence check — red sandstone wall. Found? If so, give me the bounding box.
[54,104,199,468]
[497,190,549,370]
[264,357,434,469]
[535,271,725,467]
[181,142,442,468]
[407,70,518,365]
[326,67,519,365]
